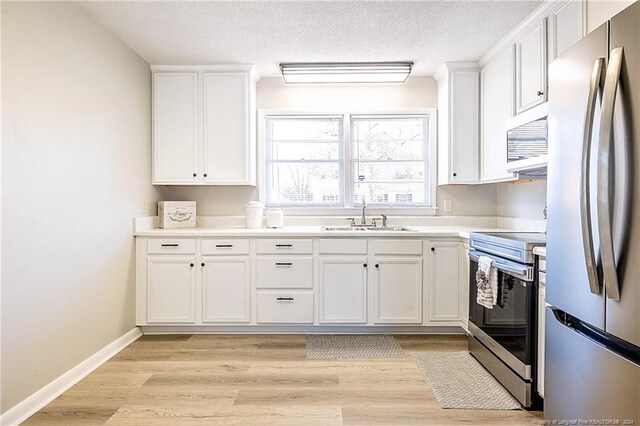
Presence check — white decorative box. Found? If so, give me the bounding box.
[158,201,196,229]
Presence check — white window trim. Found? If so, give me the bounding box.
[258,108,438,216]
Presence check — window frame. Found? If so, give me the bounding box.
[258,108,437,215]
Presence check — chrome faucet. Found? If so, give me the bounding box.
[381,214,387,228]
[360,199,367,225]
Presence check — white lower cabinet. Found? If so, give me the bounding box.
[138,236,467,328]
[428,241,463,323]
[256,291,314,324]
[373,257,423,324]
[147,256,196,323]
[202,256,250,323]
[319,256,368,324]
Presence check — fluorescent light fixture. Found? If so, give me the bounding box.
[279,62,414,84]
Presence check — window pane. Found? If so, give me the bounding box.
[271,142,340,161]
[352,118,424,141]
[271,118,341,141]
[354,183,426,204]
[268,163,341,205]
[353,162,424,182]
[351,115,430,206]
[355,140,424,161]
[266,116,344,206]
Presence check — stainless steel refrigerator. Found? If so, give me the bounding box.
[546,1,639,422]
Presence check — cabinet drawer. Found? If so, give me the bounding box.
[319,239,367,254]
[256,291,314,324]
[370,239,422,255]
[147,239,196,254]
[201,239,249,255]
[256,256,313,289]
[256,239,313,254]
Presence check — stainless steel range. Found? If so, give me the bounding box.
[467,231,546,408]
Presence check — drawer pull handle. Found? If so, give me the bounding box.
[275,244,293,248]
[375,264,379,268]
[276,297,294,301]
[190,263,194,267]
[215,244,233,248]
[161,243,179,247]
[275,262,293,266]
[363,263,368,268]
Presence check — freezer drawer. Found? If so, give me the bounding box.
[545,307,639,423]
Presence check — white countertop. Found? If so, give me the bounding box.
[533,246,547,257]
[134,225,511,239]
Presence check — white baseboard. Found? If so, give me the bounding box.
[1,327,142,426]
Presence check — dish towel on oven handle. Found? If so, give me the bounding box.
[476,256,498,309]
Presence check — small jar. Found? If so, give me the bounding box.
[266,208,284,228]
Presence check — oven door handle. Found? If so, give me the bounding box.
[469,252,531,280]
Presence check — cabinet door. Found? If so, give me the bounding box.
[428,242,462,322]
[319,257,367,324]
[516,19,547,113]
[153,72,199,184]
[202,72,251,184]
[551,0,584,60]
[373,257,422,324]
[450,71,480,182]
[202,256,250,323]
[481,47,516,182]
[147,256,196,323]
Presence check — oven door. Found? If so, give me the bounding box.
[468,250,537,380]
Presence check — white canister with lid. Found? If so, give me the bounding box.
[245,201,264,229]
[266,208,284,228]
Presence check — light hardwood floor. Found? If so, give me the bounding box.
[24,334,542,425]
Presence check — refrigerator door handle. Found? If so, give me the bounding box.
[597,47,624,301]
[581,57,606,295]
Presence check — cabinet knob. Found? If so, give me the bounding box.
[431,247,435,252]
[190,263,194,267]
[537,91,544,96]
[375,264,379,268]
[453,173,457,177]
[204,173,208,178]
[201,263,205,267]
[192,173,197,177]
[363,263,368,268]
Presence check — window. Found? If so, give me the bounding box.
[263,112,434,210]
[264,116,344,206]
[351,115,431,206]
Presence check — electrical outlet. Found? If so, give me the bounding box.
[141,197,148,214]
[444,199,452,212]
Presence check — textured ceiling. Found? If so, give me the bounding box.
[80,0,542,77]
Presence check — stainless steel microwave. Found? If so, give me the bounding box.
[506,103,548,174]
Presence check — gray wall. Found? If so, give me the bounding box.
[1,1,159,413]
[159,76,498,217]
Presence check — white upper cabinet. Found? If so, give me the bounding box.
[153,72,199,184]
[515,18,548,114]
[435,63,480,185]
[481,46,516,182]
[152,66,258,186]
[550,0,585,60]
[202,72,254,184]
